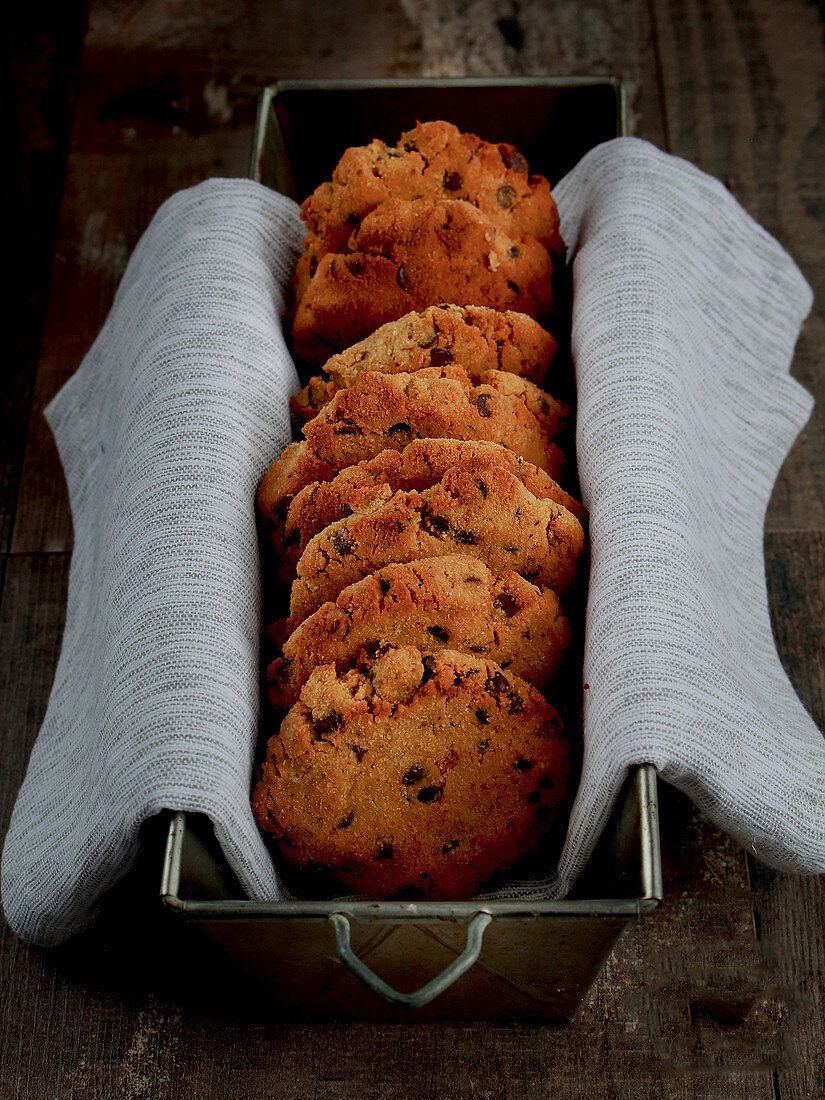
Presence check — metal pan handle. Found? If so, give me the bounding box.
[329,911,492,1009]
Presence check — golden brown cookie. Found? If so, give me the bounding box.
[292,198,555,365]
[261,439,585,583]
[289,465,585,624]
[290,304,558,422]
[301,119,563,256]
[252,644,573,900]
[267,555,571,710]
[257,366,568,524]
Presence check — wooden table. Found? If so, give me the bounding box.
[3,1,824,1095]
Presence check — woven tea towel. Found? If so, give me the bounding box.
[2,140,824,946]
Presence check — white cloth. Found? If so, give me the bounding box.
[2,139,823,946]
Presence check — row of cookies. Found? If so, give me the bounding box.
[252,125,584,899]
[290,120,562,365]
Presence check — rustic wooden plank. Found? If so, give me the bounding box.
[2,2,87,553]
[5,1,824,1098]
[759,530,825,1100]
[650,0,825,532]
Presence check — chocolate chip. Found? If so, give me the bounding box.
[338,810,355,829]
[504,546,518,554]
[509,245,521,259]
[467,644,489,653]
[417,785,443,804]
[364,639,391,659]
[536,805,552,822]
[333,423,360,435]
[514,757,534,771]
[454,529,477,545]
[507,281,520,295]
[539,775,555,790]
[478,739,490,753]
[282,526,301,549]
[508,692,524,714]
[427,625,449,643]
[313,711,343,740]
[442,839,460,854]
[475,708,490,725]
[422,509,450,537]
[486,671,510,695]
[379,578,391,595]
[496,184,517,208]
[430,346,453,368]
[464,578,483,586]
[511,151,529,174]
[499,657,513,669]
[387,422,411,433]
[495,591,520,618]
[476,479,488,498]
[352,744,367,762]
[421,655,437,683]
[331,530,354,556]
[443,170,463,190]
[403,764,425,785]
[476,393,492,418]
[274,659,293,683]
[396,263,411,291]
[528,790,542,804]
[376,842,395,859]
[418,330,438,348]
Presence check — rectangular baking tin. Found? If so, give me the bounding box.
[161,77,659,1022]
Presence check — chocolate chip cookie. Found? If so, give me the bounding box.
[252,644,573,899]
[301,119,563,255]
[267,554,571,710]
[289,465,585,624]
[257,366,569,523]
[290,304,558,422]
[261,439,585,582]
[292,198,555,365]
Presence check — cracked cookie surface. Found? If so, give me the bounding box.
[289,465,585,624]
[291,304,558,421]
[261,439,584,582]
[252,644,573,899]
[267,554,571,710]
[292,198,555,365]
[301,119,563,257]
[257,366,569,522]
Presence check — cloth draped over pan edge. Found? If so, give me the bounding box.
[1,138,823,946]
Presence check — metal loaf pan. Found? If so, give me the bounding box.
[161,77,660,1022]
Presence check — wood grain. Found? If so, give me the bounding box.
[651,0,825,531]
[2,2,87,552]
[2,0,825,1097]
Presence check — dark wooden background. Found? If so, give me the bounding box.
[3,1,825,1096]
